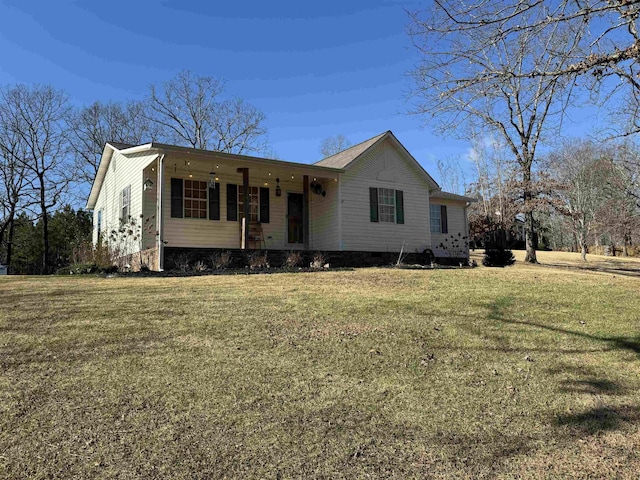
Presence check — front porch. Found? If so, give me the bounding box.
[140,146,342,271]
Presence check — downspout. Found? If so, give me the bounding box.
[157,153,165,271]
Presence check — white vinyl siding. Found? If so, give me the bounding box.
[430,200,469,258]
[92,150,159,247]
[339,137,431,253]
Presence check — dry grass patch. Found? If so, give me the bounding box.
[1,259,639,478]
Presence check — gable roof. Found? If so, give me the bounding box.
[314,130,440,189]
[314,132,387,169]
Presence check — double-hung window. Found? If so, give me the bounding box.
[121,185,131,221]
[369,187,404,224]
[430,204,448,234]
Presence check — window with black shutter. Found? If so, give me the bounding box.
[171,178,183,218]
[226,184,238,221]
[259,187,270,223]
[209,183,220,220]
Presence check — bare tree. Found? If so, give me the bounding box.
[432,1,640,135]
[548,140,606,260]
[436,156,467,195]
[408,2,584,262]
[68,100,156,185]
[146,70,269,154]
[0,123,31,272]
[0,84,71,273]
[319,134,352,157]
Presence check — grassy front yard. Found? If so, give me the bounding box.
[1,252,639,478]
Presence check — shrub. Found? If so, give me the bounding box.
[247,251,269,270]
[174,254,191,273]
[482,248,516,267]
[192,260,207,273]
[284,251,302,269]
[210,251,232,270]
[438,233,469,259]
[310,252,329,269]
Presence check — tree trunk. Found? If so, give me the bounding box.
[6,217,15,274]
[524,210,538,263]
[39,177,50,274]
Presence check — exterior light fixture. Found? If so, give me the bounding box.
[209,171,217,189]
[143,178,154,191]
[275,178,282,197]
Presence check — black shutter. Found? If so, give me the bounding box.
[226,184,238,221]
[369,187,379,222]
[441,205,448,233]
[259,187,270,223]
[209,183,220,220]
[171,178,183,218]
[395,190,404,224]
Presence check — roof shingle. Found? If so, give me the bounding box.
[314,131,387,169]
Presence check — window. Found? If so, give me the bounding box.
[430,204,448,234]
[172,178,219,220]
[121,185,131,220]
[378,188,396,222]
[369,187,404,224]
[184,179,208,219]
[238,186,259,222]
[97,210,103,238]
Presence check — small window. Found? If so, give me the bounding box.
[430,204,448,233]
[97,210,103,238]
[121,185,131,221]
[184,180,208,219]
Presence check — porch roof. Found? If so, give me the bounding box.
[86,142,345,210]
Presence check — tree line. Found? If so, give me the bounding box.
[0,71,270,274]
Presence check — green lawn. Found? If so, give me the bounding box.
[1,253,639,478]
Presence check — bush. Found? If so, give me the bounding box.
[247,251,269,270]
[210,251,232,270]
[310,252,329,269]
[482,248,516,267]
[284,251,302,269]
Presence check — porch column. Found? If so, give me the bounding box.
[303,175,310,250]
[237,167,250,249]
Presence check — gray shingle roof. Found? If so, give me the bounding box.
[107,141,134,150]
[314,131,388,168]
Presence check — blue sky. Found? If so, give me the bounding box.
[0,0,602,186]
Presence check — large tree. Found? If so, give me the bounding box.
[146,70,269,154]
[408,1,584,262]
[68,100,156,185]
[0,84,71,273]
[434,1,640,136]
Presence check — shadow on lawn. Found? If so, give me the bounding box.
[486,298,640,358]
[556,405,640,435]
[540,261,640,279]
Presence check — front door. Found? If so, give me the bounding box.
[287,193,304,244]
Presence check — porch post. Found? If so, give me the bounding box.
[237,167,250,249]
[303,174,310,250]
